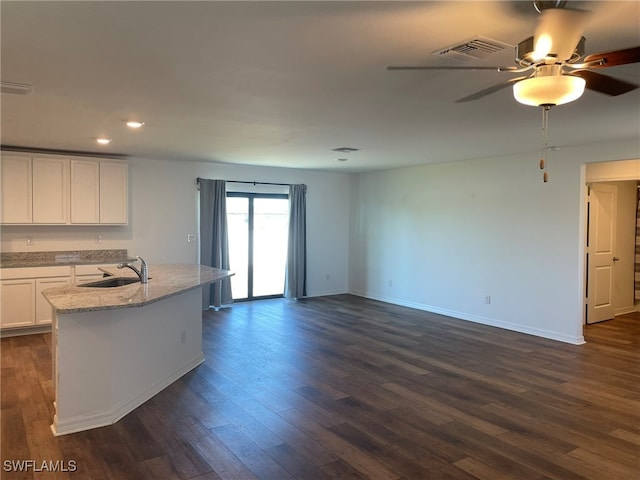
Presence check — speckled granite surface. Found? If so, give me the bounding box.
[1,249,132,268]
[41,264,232,314]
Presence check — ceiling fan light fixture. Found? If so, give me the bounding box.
[533,8,592,62]
[533,1,568,14]
[513,75,586,106]
[532,34,553,61]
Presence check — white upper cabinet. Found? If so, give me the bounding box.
[32,157,69,224]
[1,155,32,224]
[70,159,128,225]
[99,162,128,224]
[0,153,128,225]
[70,160,101,224]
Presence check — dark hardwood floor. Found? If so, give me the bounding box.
[1,294,639,479]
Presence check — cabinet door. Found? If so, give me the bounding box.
[1,155,32,224]
[35,277,70,325]
[100,162,128,224]
[0,279,35,328]
[70,160,100,224]
[32,157,69,224]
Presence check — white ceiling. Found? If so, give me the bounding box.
[1,1,639,173]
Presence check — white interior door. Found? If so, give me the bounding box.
[586,183,617,324]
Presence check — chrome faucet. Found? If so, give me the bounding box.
[117,256,148,283]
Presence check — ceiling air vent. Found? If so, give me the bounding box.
[332,147,360,153]
[432,36,512,62]
[1,81,34,95]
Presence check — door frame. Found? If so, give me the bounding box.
[227,191,289,301]
[585,182,618,324]
[583,160,640,335]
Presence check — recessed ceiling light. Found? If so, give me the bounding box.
[125,121,145,128]
[96,138,112,145]
[335,158,348,162]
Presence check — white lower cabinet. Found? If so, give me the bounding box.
[0,267,71,331]
[0,264,127,334]
[0,279,35,328]
[35,277,70,325]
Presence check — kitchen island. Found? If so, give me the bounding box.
[42,264,231,436]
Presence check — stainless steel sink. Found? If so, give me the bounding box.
[79,277,141,288]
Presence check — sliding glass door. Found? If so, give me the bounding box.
[226,193,289,300]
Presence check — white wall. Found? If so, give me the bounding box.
[3,139,639,342]
[1,157,351,297]
[349,139,640,344]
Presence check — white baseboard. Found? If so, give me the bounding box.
[1,325,51,338]
[51,354,204,436]
[305,288,349,298]
[615,305,637,316]
[349,290,585,345]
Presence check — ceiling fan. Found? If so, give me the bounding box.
[387,1,640,107]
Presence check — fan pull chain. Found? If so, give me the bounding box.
[540,105,551,183]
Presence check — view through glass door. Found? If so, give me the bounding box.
[226,193,289,300]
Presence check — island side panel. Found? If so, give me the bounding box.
[52,287,204,436]
[110,288,203,418]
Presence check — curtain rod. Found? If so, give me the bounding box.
[196,177,300,187]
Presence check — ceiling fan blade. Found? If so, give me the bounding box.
[455,76,531,103]
[583,46,640,68]
[533,8,592,61]
[387,65,520,72]
[571,70,639,96]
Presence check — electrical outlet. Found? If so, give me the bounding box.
[187,234,196,243]
[26,236,33,246]
[96,234,103,244]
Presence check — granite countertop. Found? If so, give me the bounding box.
[1,249,133,268]
[41,264,233,314]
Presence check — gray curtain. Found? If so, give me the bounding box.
[284,184,307,299]
[199,179,233,309]
[635,183,640,300]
